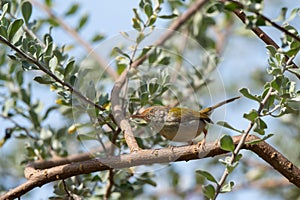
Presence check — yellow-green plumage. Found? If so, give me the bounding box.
[131,96,240,143]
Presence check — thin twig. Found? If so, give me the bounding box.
[0,34,120,135]
[29,0,119,80]
[0,114,38,140]
[104,169,114,200]
[224,4,300,79]
[104,128,120,199]
[2,135,300,200]
[62,179,71,198]
[214,87,273,199]
[227,0,300,43]
[0,35,106,112]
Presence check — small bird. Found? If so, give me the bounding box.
[131,96,240,148]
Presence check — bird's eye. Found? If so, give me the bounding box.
[146,113,151,120]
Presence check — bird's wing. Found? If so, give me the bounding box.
[168,108,213,123]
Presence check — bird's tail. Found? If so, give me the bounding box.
[199,96,241,114]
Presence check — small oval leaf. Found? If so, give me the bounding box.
[202,184,215,199]
[217,121,243,133]
[195,170,217,183]
[22,1,32,23]
[220,135,235,152]
[239,88,261,102]
[8,19,24,41]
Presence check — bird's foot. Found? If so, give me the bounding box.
[196,138,206,152]
[168,145,175,152]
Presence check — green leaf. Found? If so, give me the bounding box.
[16,70,24,85]
[220,135,235,152]
[86,80,96,100]
[266,45,277,57]
[29,109,40,129]
[254,118,267,135]
[224,1,241,11]
[246,134,274,145]
[45,0,52,6]
[243,109,258,122]
[140,92,149,105]
[274,7,287,22]
[226,161,238,173]
[234,153,243,162]
[22,1,32,24]
[64,60,75,77]
[221,181,234,193]
[76,13,89,31]
[144,3,153,18]
[42,106,58,120]
[271,75,283,91]
[147,15,157,26]
[22,61,38,71]
[98,93,109,106]
[113,47,131,60]
[65,3,79,16]
[133,8,143,23]
[149,83,159,94]
[77,134,96,141]
[158,14,178,19]
[91,33,105,42]
[158,57,170,65]
[34,76,54,84]
[49,56,58,72]
[0,3,9,21]
[239,88,261,102]
[136,32,145,44]
[8,19,24,41]
[138,177,157,187]
[195,170,217,183]
[286,8,300,22]
[217,121,243,133]
[202,184,215,199]
[21,88,30,105]
[132,17,142,31]
[0,25,7,38]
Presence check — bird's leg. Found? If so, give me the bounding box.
[197,128,207,151]
[167,144,175,152]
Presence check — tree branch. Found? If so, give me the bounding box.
[227,0,300,43]
[111,0,210,152]
[0,35,106,112]
[1,135,299,200]
[222,1,300,79]
[29,0,119,80]
[214,87,274,199]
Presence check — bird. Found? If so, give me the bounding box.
[131,96,240,148]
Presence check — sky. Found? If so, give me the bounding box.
[1,0,299,199]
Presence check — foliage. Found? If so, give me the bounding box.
[0,0,299,199]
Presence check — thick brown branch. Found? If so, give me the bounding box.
[2,135,299,200]
[246,139,300,188]
[111,0,210,152]
[111,70,140,151]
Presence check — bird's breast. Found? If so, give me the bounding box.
[149,119,206,142]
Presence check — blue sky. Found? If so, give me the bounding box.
[1,0,299,199]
